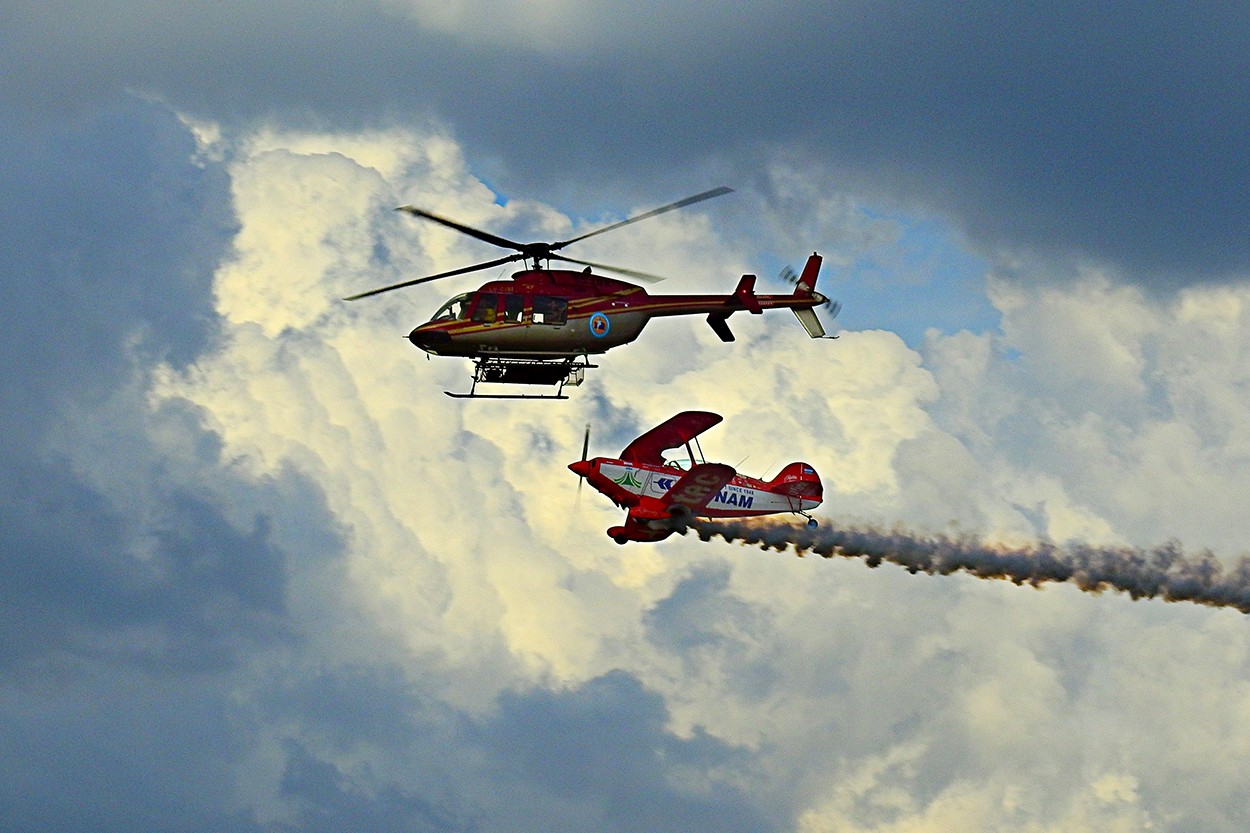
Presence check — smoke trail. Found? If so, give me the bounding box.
[692,518,1250,614]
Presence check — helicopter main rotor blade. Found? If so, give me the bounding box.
[550,254,668,283]
[343,253,524,301]
[552,186,733,249]
[396,206,529,253]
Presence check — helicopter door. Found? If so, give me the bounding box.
[531,295,568,326]
[470,293,499,324]
[501,293,525,324]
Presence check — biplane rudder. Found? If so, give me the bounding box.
[768,462,823,501]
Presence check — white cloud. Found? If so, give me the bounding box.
[924,271,1250,552]
[797,772,1156,833]
[47,117,1250,830]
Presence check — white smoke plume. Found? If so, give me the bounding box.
[693,518,1250,614]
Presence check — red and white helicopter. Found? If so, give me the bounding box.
[345,188,838,399]
[568,411,823,544]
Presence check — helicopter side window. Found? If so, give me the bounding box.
[532,295,568,325]
[471,293,499,323]
[431,292,474,321]
[501,293,524,323]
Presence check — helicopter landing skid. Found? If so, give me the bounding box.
[446,356,598,400]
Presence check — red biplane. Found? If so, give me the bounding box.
[345,188,838,399]
[568,411,823,543]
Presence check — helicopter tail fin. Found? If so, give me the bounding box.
[790,253,823,298]
[788,252,836,338]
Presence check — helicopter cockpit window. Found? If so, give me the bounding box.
[471,293,499,323]
[502,293,524,323]
[431,292,473,322]
[532,295,568,325]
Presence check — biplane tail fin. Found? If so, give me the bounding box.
[768,462,823,500]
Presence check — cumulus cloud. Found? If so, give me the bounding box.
[923,270,1250,552]
[8,107,1250,833]
[168,122,1250,820]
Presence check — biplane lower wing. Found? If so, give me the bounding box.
[660,463,737,518]
[608,462,737,544]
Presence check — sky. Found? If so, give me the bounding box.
[4,3,1250,831]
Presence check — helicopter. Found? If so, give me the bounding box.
[345,187,839,399]
[568,411,823,544]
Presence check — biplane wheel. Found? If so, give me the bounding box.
[806,518,818,529]
[614,535,628,545]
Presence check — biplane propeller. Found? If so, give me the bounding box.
[345,188,840,399]
[568,411,823,544]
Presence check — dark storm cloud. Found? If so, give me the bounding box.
[476,670,770,833]
[0,461,295,672]
[0,97,232,427]
[1,96,315,831]
[644,563,780,700]
[645,563,752,653]
[0,94,281,657]
[0,96,279,665]
[6,1,1247,283]
[0,667,268,833]
[277,740,468,833]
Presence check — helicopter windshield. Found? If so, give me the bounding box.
[430,292,474,322]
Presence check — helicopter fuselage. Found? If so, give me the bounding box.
[407,264,828,360]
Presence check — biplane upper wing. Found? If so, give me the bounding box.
[659,462,737,516]
[619,411,723,465]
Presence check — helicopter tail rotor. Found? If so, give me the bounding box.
[780,263,841,314]
[781,259,841,338]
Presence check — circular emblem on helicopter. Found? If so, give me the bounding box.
[589,312,611,338]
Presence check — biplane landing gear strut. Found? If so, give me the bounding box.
[446,356,599,400]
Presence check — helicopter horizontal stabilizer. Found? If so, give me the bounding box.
[707,312,735,342]
[792,307,826,338]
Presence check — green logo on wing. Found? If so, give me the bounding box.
[613,470,644,489]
